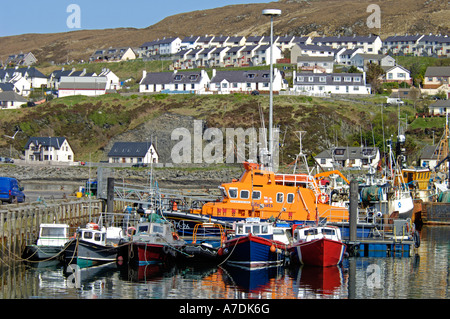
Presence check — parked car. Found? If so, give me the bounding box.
[0,177,25,204]
[251,90,260,96]
[0,157,13,163]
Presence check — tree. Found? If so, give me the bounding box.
[366,63,385,94]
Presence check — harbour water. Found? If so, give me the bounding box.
[0,225,448,302]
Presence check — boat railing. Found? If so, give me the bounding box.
[274,173,321,195]
[321,209,417,243]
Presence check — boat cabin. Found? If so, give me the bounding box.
[133,221,181,244]
[37,223,70,247]
[292,225,342,243]
[233,218,291,244]
[78,223,107,246]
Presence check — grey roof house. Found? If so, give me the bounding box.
[314,146,380,169]
[24,137,74,163]
[139,70,210,94]
[108,142,158,164]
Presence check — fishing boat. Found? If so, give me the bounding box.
[288,224,346,267]
[64,222,124,268]
[218,217,291,268]
[117,214,185,266]
[23,223,70,261]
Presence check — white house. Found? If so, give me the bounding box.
[381,65,412,85]
[292,71,371,95]
[315,147,380,170]
[181,36,200,50]
[428,100,450,116]
[139,70,210,94]
[108,142,158,164]
[291,44,336,58]
[24,137,74,163]
[0,91,28,109]
[97,69,121,90]
[422,66,450,98]
[209,68,286,94]
[382,34,424,55]
[140,37,181,57]
[253,44,282,66]
[58,76,108,97]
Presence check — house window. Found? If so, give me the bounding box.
[297,76,304,82]
[353,77,361,82]
[333,76,341,81]
[344,77,352,82]
[319,76,326,82]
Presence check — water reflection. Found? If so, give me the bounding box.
[0,226,448,299]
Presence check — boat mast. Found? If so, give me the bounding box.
[262,9,281,172]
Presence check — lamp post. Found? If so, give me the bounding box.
[262,9,281,171]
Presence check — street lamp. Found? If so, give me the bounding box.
[262,9,281,172]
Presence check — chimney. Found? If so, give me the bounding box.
[142,70,147,79]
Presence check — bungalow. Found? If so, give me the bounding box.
[0,91,27,109]
[428,100,450,116]
[58,76,108,97]
[209,68,286,94]
[292,71,370,95]
[24,137,74,163]
[5,52,37,66]
[381,65,412,85]
[108,142,158,164]
[314,146,380,170]
[139,70,210,94]
[422,66,450,98]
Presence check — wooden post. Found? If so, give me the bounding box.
[107,178,114,213]
[349,179,358,242]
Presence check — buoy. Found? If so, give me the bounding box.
[270,245,276,253]
[218,248,223,256]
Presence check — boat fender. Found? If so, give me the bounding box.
[218,248,223,256]
[172,232,180,241]
[318,193,329,204]
[270,245,276,253]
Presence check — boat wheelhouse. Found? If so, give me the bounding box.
[23,223,70,260]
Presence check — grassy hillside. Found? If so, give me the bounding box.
[0,92,440,168]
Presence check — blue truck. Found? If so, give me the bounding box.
[0,177,25,204]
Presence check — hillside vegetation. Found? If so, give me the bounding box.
[0,92,438,169]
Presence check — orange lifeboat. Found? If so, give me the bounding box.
[190,162,349,224]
